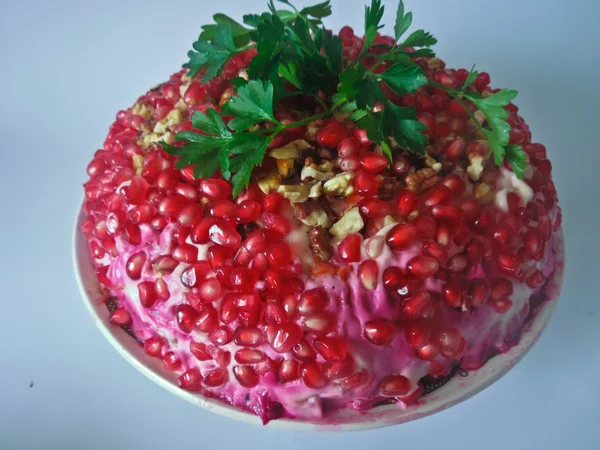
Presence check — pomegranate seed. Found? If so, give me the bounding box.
[436,329,467,359]
[363,319,396,346]
[163,351,181,371]
[392,156,411,175]
[292,340,317,361]
[423,242,447,262]
[338,137,361,158]
[496,251,521,275]
[235,200,262,223]
[491,297,513,313]
[172,244,198,263]
[195,278,220,302]
[177,204,204,226]
[263,302,286,325]
[313,337,347,361]
[491,278,513,301]
[301,311,335,336]
[215,265,233,289]
[337,233,362,263]
[209,200,236,221]
[180,261,211,287]
[407,255,439,279]
[183,82,205,106]
[138,281,158,308]
[207,245,235,269]
[235,348,266,364]
[339,369,370,390]
[203,368,228,387]
[442,283,463,308]
[128,204,156,224]
[300,361,328,389]
[158,195,188,217]
[526,269,545,288]
[176,304,198,333]
[386,223,417,250]
[209,325,233,345]
[395,189,421,217]
[458,197,481,221]
[298,288,328,315]
[423,185,453,207]
[261,212,291,235]
[492,225,511,247]
[266,242,291,266]
[230,267,259,292]
[445,137,466,160]
[154,278,170,300]
[195,305,219,332]
[190,218,217,244]
[234,326,265,347]
[125,251,147,280]
[124,176,149,205]
[360,152,388,173]
[263,193,284,212]
[278,359,299,382]
[358,260,379,290]
[156,169,179,191]
[468,278,488,308]
[233,365,259,388]
[358,197,390,219]
[325,355,355,380]
[440,174,465,196]
[150,215,167,231]
[316,121,349,148]
[379,375,411,396]
[412,215,437,239]
[208,221,242,248]
[474,72,491,91]
[269,323,303,353]
[465,239,484,265]
[446,252,469,273]
[143,336,163,357]
[402,291,436,320]
[431,205,463,222]
[190,341,212,361]
[354,171,378,197]
[523,229,542,259]
[447,99,468,116]
[121,222,141,245]
[282,295,298,318]
[382,267,405,291]
[200,179,232,201]
[178,368,202,391]
[109,308,131,326]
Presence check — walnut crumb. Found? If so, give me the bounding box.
[405,167,439,192]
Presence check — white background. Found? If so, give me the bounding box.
[1,0,600,448]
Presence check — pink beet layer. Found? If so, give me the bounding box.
[81,25,562,423]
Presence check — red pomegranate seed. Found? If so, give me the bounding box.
[157,169,179,191]
[122,222,141,245]
[431,205,463,222]
[178,368,202,391]
[423,242,447,262]
[468,278,488,308]
[412,215,437,239]
[128,204,156,224]
[189,341,212,361]
[358,259,379,290]
[298,288,328,315]
[163,351,181,371]
[339,370,370,390]
[440,174,465,196]
[278,359,299,382]
[124,176,149,205]
[358,197,390,219]
[436,329,467,359]
[263,193,284,213]
[474,72,491,91]
[195,278,220,302]
[491,297,513,313]
[176,304,198,333]
[203,368,228,387]
[338,137,361,158]
[173,244,198,263]
[360,152,388,173]
[183,82,205,106]
[491,278,513,301]
[354,171,378,197]
[177,204,204,226]
[423,184,453,207]
[266,242,291,266]
[282,295,298,318]
[138,281,158,308]
[407,255,439,279]
[209,325,233,345]
[379,375,411,396]
[200,179,232,201]
[235,348,266,364]
[492,225,511,247]
[386,223,417,250]
[325,355,355,380]
[383,267,406,290]
[154,278,170,301]
[190,218,217,244]
[337,233,362,263]
[300,361,328,389]
[158,195,188,217]
[392,156,411,175]
[465,239,483,265]
[263,302,286,325]
[442,283,463,308]
[90,240,106,259]
[233,365,259,388]
[292,340,317,361]
[313,337,347,361]
[230,267,259,292]
[269,323,303,353]
[150,215,167,231]
[363,319,396,346]
[527,269,545,288]
[445,137,466,160]
[207,245,235,269]
[215,265,234,289]
[234,326,265,347]
[143,336,163,357]
[457,198,481,221]
[109,308,131,326]
[209,200,236,221]
[235,200,262,224]
[446,252,469,273]
[316,121,349,149]
[496,251,521,275]
[195,305,219,332]
[401,291,436,320]
[180,261,211,287]
[208,221,242,248]
[301,311,334,336]
[396,189,421,217]
[523,229,542,259]
[126,251,147,280]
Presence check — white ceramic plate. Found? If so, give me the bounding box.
[73,205,565,431]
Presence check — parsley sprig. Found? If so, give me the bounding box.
[163,0,527,196]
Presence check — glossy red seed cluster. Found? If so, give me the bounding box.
[82,24,560,419]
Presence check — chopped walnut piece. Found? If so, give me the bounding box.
[277,184,309,203]
[308,226,333,261]
[132,155,144,175]
[323,172,354,197]
[329,207,364,240]
[301,158,335,182]
[154,109,183,134]
[269,139,312,160]
[292,200,335,228]
[467,155,485,181]
[309,182,323,199]
[276,159,295,178]
[257,172,282,194]
[405,167,438,192]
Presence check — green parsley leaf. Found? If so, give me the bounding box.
[402,29,437,48]
[462,65,478,90]
[363,0,385,55]
[355,77,384,110]
[382,100,427,155]
[192,108,231,138]
[394,0,412,41]
[379,63,427,94]
[278,61,302,88]
[505,144,527,179]
[300,1,332,19]
[223,80,277,130]
[200,14,252,48]
[229,138,271,196]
